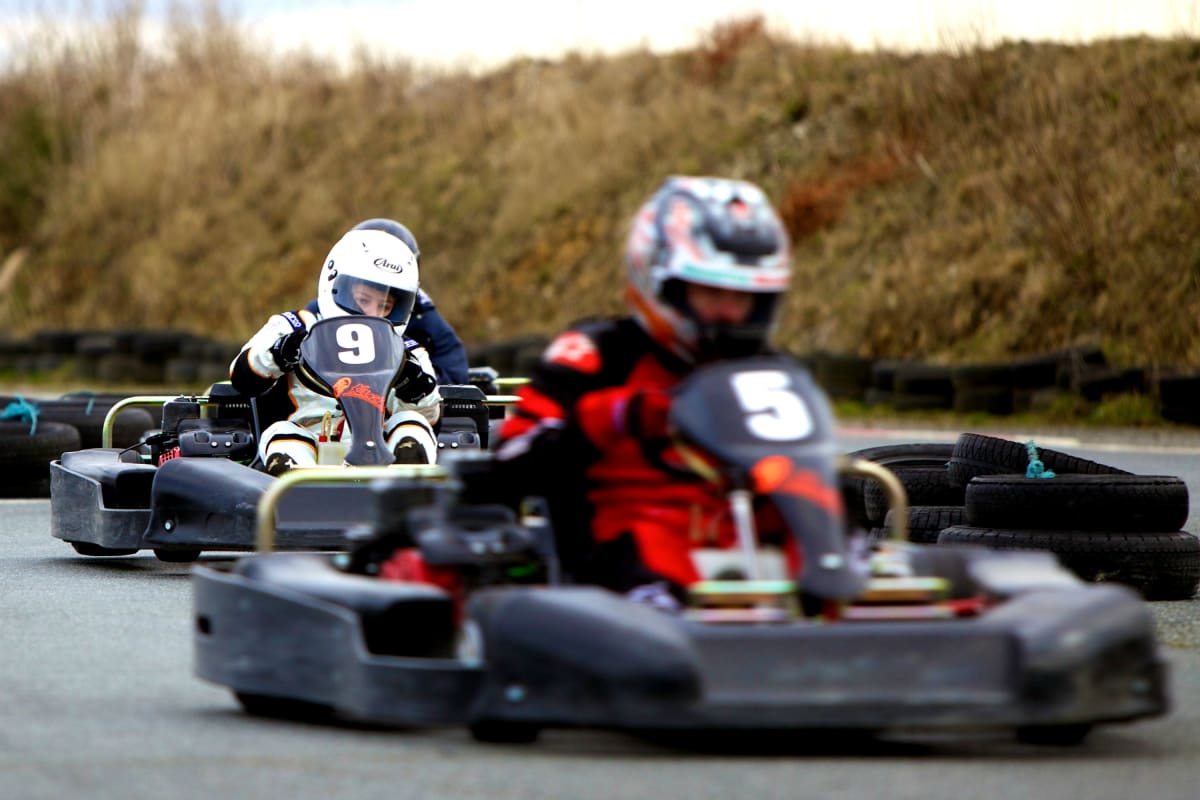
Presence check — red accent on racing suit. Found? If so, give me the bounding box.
[493,317,798,594]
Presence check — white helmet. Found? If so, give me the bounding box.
[316,229,419,329]
[625,176,791,362]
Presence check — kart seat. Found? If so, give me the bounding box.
[233,552,456,657]
[438,385,490,448]
[59,448,157,509]
[205,382,259,432]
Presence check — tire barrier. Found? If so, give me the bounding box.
[0,394,158,497]
[931,433,1199,601]
[846,431,1200,600]
[0,419,82,498]
[841,442,955,530]
[1,329,239,392]
[9,330,1200,424]
[789,344,1200,425]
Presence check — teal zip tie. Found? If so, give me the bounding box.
[1,394,40,435]
[1025,441,1056,479]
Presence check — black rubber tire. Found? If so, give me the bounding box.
[936,526,1200,600]
[153,547,202,563]
[236,692,335,722]
[807,351,874,401]
[74,333,122,358]
[842,443,954,529]
[964,474,1189,533]
[31,402,156,449]
[58,391,136,404]
[70,541,139,557]
[889,392,954,411]
[1015,723,1093,747]
[0,420,82,497]
[164,357,199,385]
[468,719,542,744]
[863,465,963,525]
[1158,374,1200,425]
[1075,366,1146,402]
[883,505,966,544]
[951,385,1014,415]
[34,328,85,355]
[891,363,954,409]
[947,432,1130,487]
[950,362,1015,388]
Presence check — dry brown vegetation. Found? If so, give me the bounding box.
[0,7,1198,370]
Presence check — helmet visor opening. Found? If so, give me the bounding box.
[332,275,415,323]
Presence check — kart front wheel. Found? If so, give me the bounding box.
[235,692,334,723]
[1015,723,1093,747]
[153,547,201,563]
[70,541,139,557]
[469,719,541,744]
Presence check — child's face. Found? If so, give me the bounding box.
[684,282,755,325]
[351,282,395,317]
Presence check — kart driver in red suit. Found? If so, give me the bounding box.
[491,176,800,607]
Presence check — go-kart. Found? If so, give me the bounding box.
[192,355,1168,745]
[49,316,499,562]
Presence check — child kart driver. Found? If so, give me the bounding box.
[489,176,795,607]
[303,218,470,385]
[230,228,442,474]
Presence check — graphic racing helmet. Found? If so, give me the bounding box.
[317,229,419,329]
[352,218,421,264]
[625,176,791,363]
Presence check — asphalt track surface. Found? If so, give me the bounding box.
[3,426,1200,800]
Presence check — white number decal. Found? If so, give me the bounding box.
[731,370,813,441]
[336,323,376,364]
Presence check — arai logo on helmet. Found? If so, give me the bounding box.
[373,256,406,274]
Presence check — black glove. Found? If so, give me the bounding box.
[392,355,437,402]
[269,329,306,372]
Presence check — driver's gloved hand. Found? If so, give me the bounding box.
[269,329,307,372]
[576,386,674,447]
[624,389,673,440]
[393,356,437,402]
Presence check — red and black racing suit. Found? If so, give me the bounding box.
[492,317,797,595]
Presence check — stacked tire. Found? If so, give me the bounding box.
[936,433,1200,601]
[842,442,964,542]
[0,394,155,498]
[0,420,81,498]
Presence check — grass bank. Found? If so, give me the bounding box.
[0,8,1197,375]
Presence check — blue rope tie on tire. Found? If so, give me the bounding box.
[1025,440,1056,479]
[1,395,40,435]
[67,392,98,415]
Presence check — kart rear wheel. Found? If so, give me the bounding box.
[469,719,541,744]
[153,547,201,563]
[236,692,334,723]
[1015,723,1093,747]
[69,541,139,557]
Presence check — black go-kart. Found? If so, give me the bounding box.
[49,316,503,562]
[192,355,1168,746]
